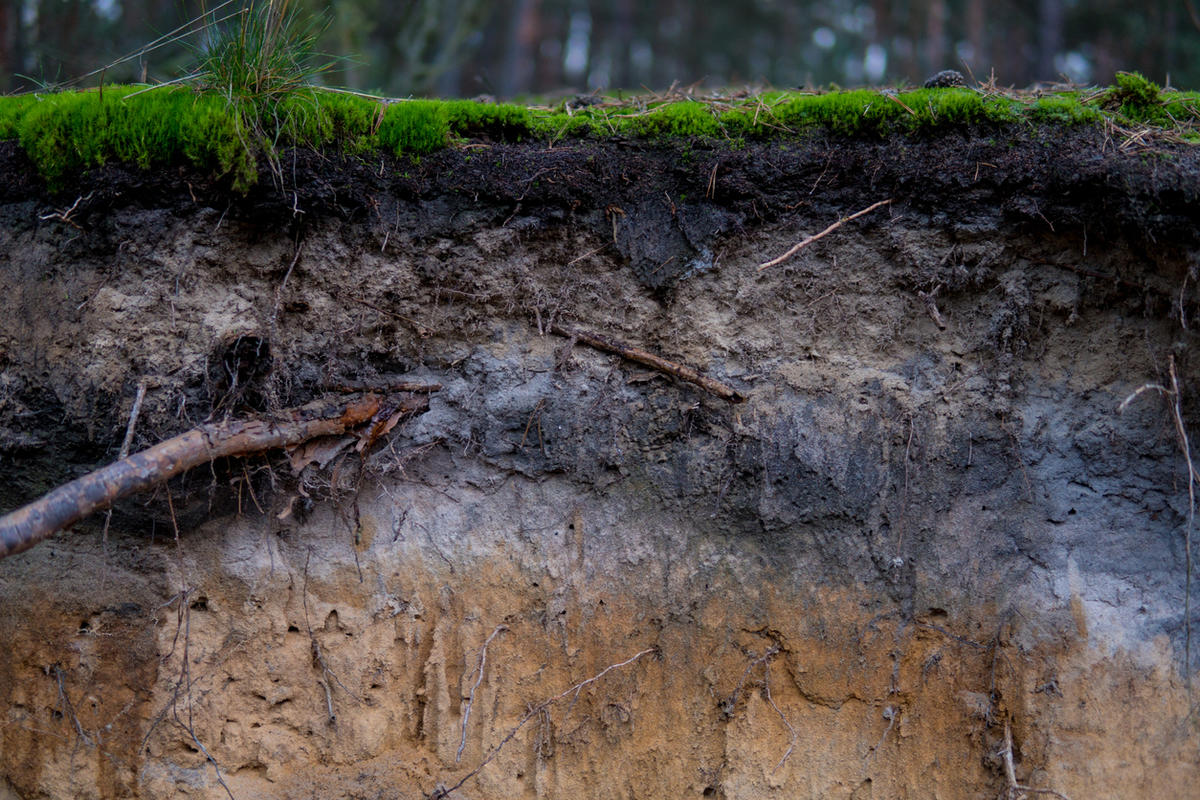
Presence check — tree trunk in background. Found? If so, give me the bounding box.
[992,1,1031,86]
[966,0,986,81]
[610,0,633,89]
[534,1,566,93]
[1093,28,1117,85]
[1037,0,1064,81]
[7,0,1200,101]
[584,0,628,90]
[925,0,947,74]
[583,0,601,88]
[452,0,512,97]
[1156,0,1176,85]
[499,0,539,98]
[651,0,681,89]
[38,0,84,83]
[900,1,921,84]
[870,0,893,83]
[0,0,11,89]
[435,0,466,97]
[13,0,27,90]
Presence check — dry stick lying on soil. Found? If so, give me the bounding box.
[547,323,745,403]
[0,392,426,559]
[757,198,892,271]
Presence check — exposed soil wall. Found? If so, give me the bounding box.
[0,128,1198,799]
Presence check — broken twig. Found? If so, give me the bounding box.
[103,379,149,546]
[548,323,744,403]
[119,381,149,459]
[918,288,948,330]
[0,393,423,559]
[757,199,892,271]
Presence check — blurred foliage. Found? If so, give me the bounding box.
[2,1,1200,97]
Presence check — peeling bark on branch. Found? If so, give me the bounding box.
[0,393,427,559]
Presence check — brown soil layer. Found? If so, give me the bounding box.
[0,127,1198,799]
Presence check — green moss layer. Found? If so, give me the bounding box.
[2,74,1196,190]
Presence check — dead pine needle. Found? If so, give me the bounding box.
[757,199,892,271]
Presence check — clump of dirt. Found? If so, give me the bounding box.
[0,126,1197,799]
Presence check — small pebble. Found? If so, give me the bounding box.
[923,70,966,89]
[566,94,604,110]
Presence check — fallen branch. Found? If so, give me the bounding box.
[757,198,892,271]
[0,393,426,559]
[548,323,745,403]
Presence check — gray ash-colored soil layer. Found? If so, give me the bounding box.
[0,128,1197,799]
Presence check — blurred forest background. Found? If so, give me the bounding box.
[1,0,1198,96]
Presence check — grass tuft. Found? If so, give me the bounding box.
[196,0,331,107]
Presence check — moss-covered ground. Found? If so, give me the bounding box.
[1,71,1195,191]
